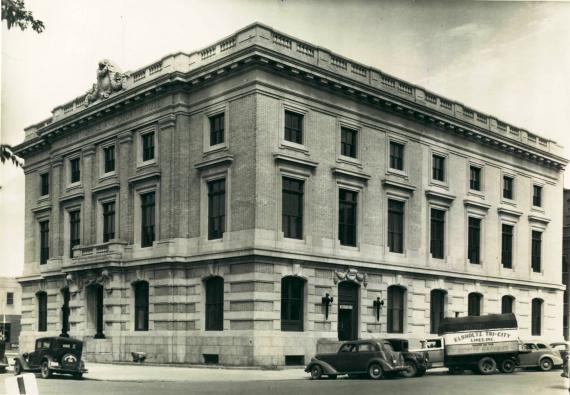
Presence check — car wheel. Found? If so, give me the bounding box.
[499,359,516,374]
[477,357,497,375]
[40,361,51,379]
[539,358,553,372]
[401,360,417,378]
[368,363,383,380]
[310,365,323,380]
[416,368,426,377]
[13,360,22,376]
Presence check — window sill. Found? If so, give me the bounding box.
[204,143,228,156]
[501,198,517,207]
[99,172,117,182]
[66,182,82,191]
[138,159,157,169]
[467,189,485,199]
[37,195,50,203]
[337,156,362,168]
[386,168,407,179]
[531,206,545,213]
[280,140,309,155]
[429,179,448,190]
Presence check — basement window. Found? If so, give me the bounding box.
[285,355,304,366]
[203,354,219,364]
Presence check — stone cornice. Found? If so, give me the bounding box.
[425,189,456,204]
[463,198,491,211]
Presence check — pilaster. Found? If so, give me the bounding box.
[118,131,133,242]
[82,145,96,245]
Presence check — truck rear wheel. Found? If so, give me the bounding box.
[478,357,497,375]
[499,358,516,374]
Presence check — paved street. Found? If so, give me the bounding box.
[0,364,568,395]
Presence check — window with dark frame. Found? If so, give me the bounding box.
[387,286,405,333]
[338,189,357,247]
[432,155,445,182]
[40,173,49,196]
[103,145,115,173]
[205,276,224,331]
[134,281,149,331]
[531,230,542,272]
[531,298,542,336]
[469,166,481,191]
[468,217,481,264]
[70,158,81,184]
[389,141,404,171]
[141,192,155,248]
[209,113,225,146]
[142,132,155,162]
[503,176,513,199]
[69,210,81,258]
[282,178,303,240]
[532,185,542,207]
[281,277,304,332]
[430,290,446,334]
[7,292,14,305]
[388,200,404,253]
[102,201,116,243]
[468,293,482,316]
[39,220,49,265]
[501,224,513,269]
[501,295,514,314]
[340,127,357,158]
[284,110,303,144]
[37,292,47,332]
[208,179,226,240]
[430,208,445,259]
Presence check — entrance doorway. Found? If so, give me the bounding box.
[86,284,105,339]
[338,281,359,341]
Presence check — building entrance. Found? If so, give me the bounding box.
[338,281,359,341]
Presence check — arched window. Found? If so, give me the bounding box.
[387,286,406,333]
[281,277,305,332]
[134,281,149,331]
[468,292,482,316]
[205,277,224,331]
[430,290,446,334]
[37,292,48,332]
[501,295,515,314]
[531,298,543,336]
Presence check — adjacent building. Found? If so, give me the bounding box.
[0,277,22,349]
[14,23,567,365]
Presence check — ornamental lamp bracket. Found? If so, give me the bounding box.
[321,293,334,320]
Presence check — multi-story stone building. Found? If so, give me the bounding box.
[0,277,22,349]
[14,23,567,365]
[563,189,570,340]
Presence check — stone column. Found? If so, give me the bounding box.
[82,145,96,246]
[158,115,176,240]
[117,131,133,242]
[50,156,63,258]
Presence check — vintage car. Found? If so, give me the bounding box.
[385,338,429,377]
[412,337,445,370]
[0,338,8,373]
[13,337,87,379]
[550,342,569,361]
[305,339,407,380]
[518,341,564,371]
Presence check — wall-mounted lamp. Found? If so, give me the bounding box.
[373,297,384,322]
[322,293,334,320]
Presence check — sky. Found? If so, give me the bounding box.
[1,0,569,277]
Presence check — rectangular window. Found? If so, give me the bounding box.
[503,176,513,200]
[102,201,116,243]
[468,293,481,316]
[7,292,14,305]
[209,113,225,146]
[501,224,513,269]
[40,173,49,196]
[340,127,357,158]
[389,141,404,171]
[282,178,303,239]
[284,111,303,144]
[531,299,542,336]
[142,132,155,162]
[103,145,115,173]
[70,158,81,184]
[533,185,542,207]
[432,155,445,182]
[141,192,155,247]
[430,208,445,259]
[208,179,226,240]
[338,189,357,246]
[37,293,47,332]
[39,220,49,265]
[531,230,542,272]
[388,200,404,253]
[468,217,481,264]
[469,166,481,191]
[69,210,81,258]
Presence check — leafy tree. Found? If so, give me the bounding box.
[1,0,44,33]
[1,144,22,167]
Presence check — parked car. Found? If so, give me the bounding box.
[385,338,429,377]
[550,342,569,361]
[13,337,87,379]
[411,337,445,370]
[305,339,407,380]
[0,338,8,373]
[518,341,563,371]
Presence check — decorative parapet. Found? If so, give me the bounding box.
[72,241,127,260]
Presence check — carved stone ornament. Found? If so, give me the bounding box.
[334,268,368,286]
[85,59,128,106]
[64,273,81,296]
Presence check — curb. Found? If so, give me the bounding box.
[86,361,304,371]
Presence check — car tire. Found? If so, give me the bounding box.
[73,372,83,380]
[477,357,497,375]
[368,363,383,380]
[539,358,553,372]
[416,368,426,377]
[401,360,417,378]
[310,365,323,380]
[13,360,22,376]
[499,359,516,374]
[40,361,51,379]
